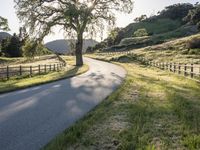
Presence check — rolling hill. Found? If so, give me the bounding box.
[45,39,98,54]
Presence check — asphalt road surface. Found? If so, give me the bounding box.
[0,57,126,150]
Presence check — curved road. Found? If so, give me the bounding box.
[0,58,126,150]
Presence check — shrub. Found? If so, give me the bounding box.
[189,49,200,55]
[120,36,150,46]
[186,38,200,49]
[133,28,148,37]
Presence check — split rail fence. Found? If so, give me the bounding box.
[0,63,66,80]
[96,52,200,81]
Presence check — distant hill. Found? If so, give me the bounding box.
[45,39,98,54]
[0,32,11,42]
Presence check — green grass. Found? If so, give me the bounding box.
[0,56,89,93]
[43,57,200,150]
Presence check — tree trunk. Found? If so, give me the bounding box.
[75,34,83,66]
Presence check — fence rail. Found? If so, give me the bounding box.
[96,52,200,81]
[0,63,66,80]
[141,59,200,79]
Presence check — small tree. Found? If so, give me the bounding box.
[133,28,148,37]
[22,40,38,58]
[107,27,122,45]
[1,38,10,56]
[1,33,22,57]
[15,0,134,66]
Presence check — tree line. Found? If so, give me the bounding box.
[0,25,51,58]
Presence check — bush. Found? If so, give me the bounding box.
[133,28,148,37]
[189,49,200,55]
[186,38,200,49]
[120,36,150,46]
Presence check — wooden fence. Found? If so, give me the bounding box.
[138,58,200,80]
[0,63,66,80]
[96,52,200,81]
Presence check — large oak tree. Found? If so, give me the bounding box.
[14,0,134,66]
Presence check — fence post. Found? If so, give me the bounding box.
[174,63,176,73]
[191,64,194,78]
[30,66,32,76]
[50,65,51,71]
[178,63,181,74]
[184,64,187,76]
[166,62,168,70]
[45,64,47,73]
[170,63,172,72]
[19,65,22,76]
[57,64,58,71]
[199,67,200,77]
[162,63,165,70]
[6,66,9,80]
[39,65,41,74]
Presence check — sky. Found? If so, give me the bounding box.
[0,0,198,43]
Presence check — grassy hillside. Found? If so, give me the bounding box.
[106,25,198,51]
[123,18,182,37]
[101,33,200,64]
[133,33,200,64]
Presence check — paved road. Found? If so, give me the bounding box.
[0,58,126,150]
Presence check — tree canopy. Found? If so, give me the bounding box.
[184,4,200,29]
[134,15,147,22]
[0,16,10,31]
[14,0,134,65]
[158,3,194,20]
